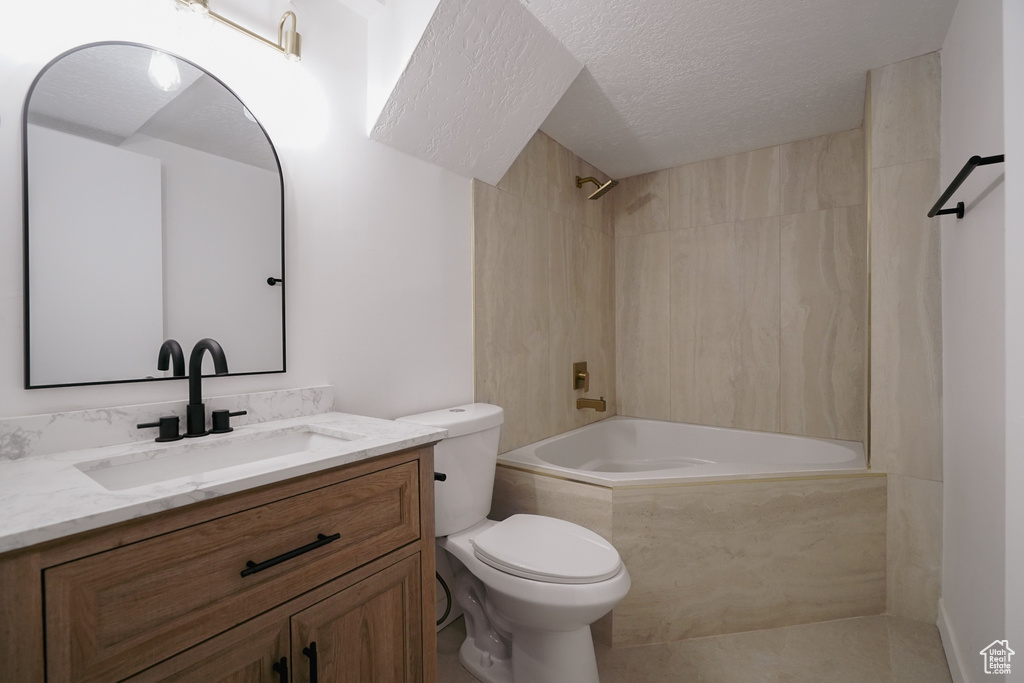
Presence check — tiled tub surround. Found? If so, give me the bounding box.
[474,131,616,454]
[613,128,867,442]
[866,54,944,624]
[0,410,446,553]
[0,386,334,462]
[492,466,886,646]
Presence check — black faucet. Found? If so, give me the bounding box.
[157,339,186,377]
[185,338,229,438]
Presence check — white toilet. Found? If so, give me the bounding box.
[397,403,630,683]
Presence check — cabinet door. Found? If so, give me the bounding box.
[46,462,419,683]
[291,554,423,683]
[124,617,288,683]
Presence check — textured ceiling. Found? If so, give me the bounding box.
[28,45,204,145]
[370,0,581,185]
[522,0,958,178]
[28,44,276,171]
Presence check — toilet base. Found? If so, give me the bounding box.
[458,625,601,683]
[459,635,513,683]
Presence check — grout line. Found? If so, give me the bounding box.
[774,145,782,432]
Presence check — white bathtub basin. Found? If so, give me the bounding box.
[500,416,867,486]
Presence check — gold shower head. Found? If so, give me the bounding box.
[576,175,619,200]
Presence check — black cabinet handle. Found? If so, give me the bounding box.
[240,533,341,577]
[303,642,318,683]
[272,656,288,683]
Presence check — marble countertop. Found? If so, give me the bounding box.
[0,412,446,554]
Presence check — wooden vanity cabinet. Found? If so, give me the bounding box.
[0,445,438,683]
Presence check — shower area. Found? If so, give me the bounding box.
[473,52,942,646]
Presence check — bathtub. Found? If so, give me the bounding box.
[499,416,867,487]
[491,417,884,646]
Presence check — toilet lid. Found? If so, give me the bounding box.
[470,515,621,584]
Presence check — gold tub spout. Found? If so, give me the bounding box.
[576,396,606,412]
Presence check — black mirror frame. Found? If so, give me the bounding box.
[22,41,286,389]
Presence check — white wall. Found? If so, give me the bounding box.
[121,133,283,376]
[27,125,163,385]
[1003,1,1024,678]
[940,2,1011,681]
[0,0,473,419]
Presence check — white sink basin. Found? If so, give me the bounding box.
[76,428,362,491]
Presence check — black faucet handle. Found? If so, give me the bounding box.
[210,410,247,434]
[137,416,184,442]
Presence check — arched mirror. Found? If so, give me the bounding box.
[23,42,285,388]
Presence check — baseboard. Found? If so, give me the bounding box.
[937,598,969,683]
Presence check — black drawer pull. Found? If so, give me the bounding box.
[272,656,288,683]
[303,642,318,683]
[240,533,341,577]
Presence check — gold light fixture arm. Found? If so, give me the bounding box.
[176,0,302,61]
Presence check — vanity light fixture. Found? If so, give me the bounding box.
[175,0,302,61]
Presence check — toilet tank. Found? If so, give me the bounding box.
[396,403,504,537]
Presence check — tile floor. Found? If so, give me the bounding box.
[437,614,954,682]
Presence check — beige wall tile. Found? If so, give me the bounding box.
[780,206,867,441]
[581,226,617,424]
[543,133,576,218]
[474,181,530,453]
[550,218,617,432]
[610,476,887,644]
[887,474,942,623]
[548,215,584,433]
[477,134,616,453]
[491,465,614,538]
[498,131,575,216]
[870,52,940,168]
[888,475,942,626]
[473,185,553,453]
[668,161,695,231]
[780,128,866,215]
[611,170,671,238]
[520,203,555,445]
[616,232,671,419]
[668,227,699,422]
[734,146,781,221]
[670,219,781,431]
[686,156,735,228]
[869,160,942,480]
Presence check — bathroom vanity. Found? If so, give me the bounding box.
[0,412,444,682]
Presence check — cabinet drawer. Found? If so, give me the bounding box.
[45,461,420,683]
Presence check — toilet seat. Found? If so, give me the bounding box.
[470,514,621,584]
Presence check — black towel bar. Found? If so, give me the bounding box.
[927,154,1004,219]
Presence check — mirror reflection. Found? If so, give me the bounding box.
[24,43,285,388]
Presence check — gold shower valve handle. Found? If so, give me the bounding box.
[573,361,589,392]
